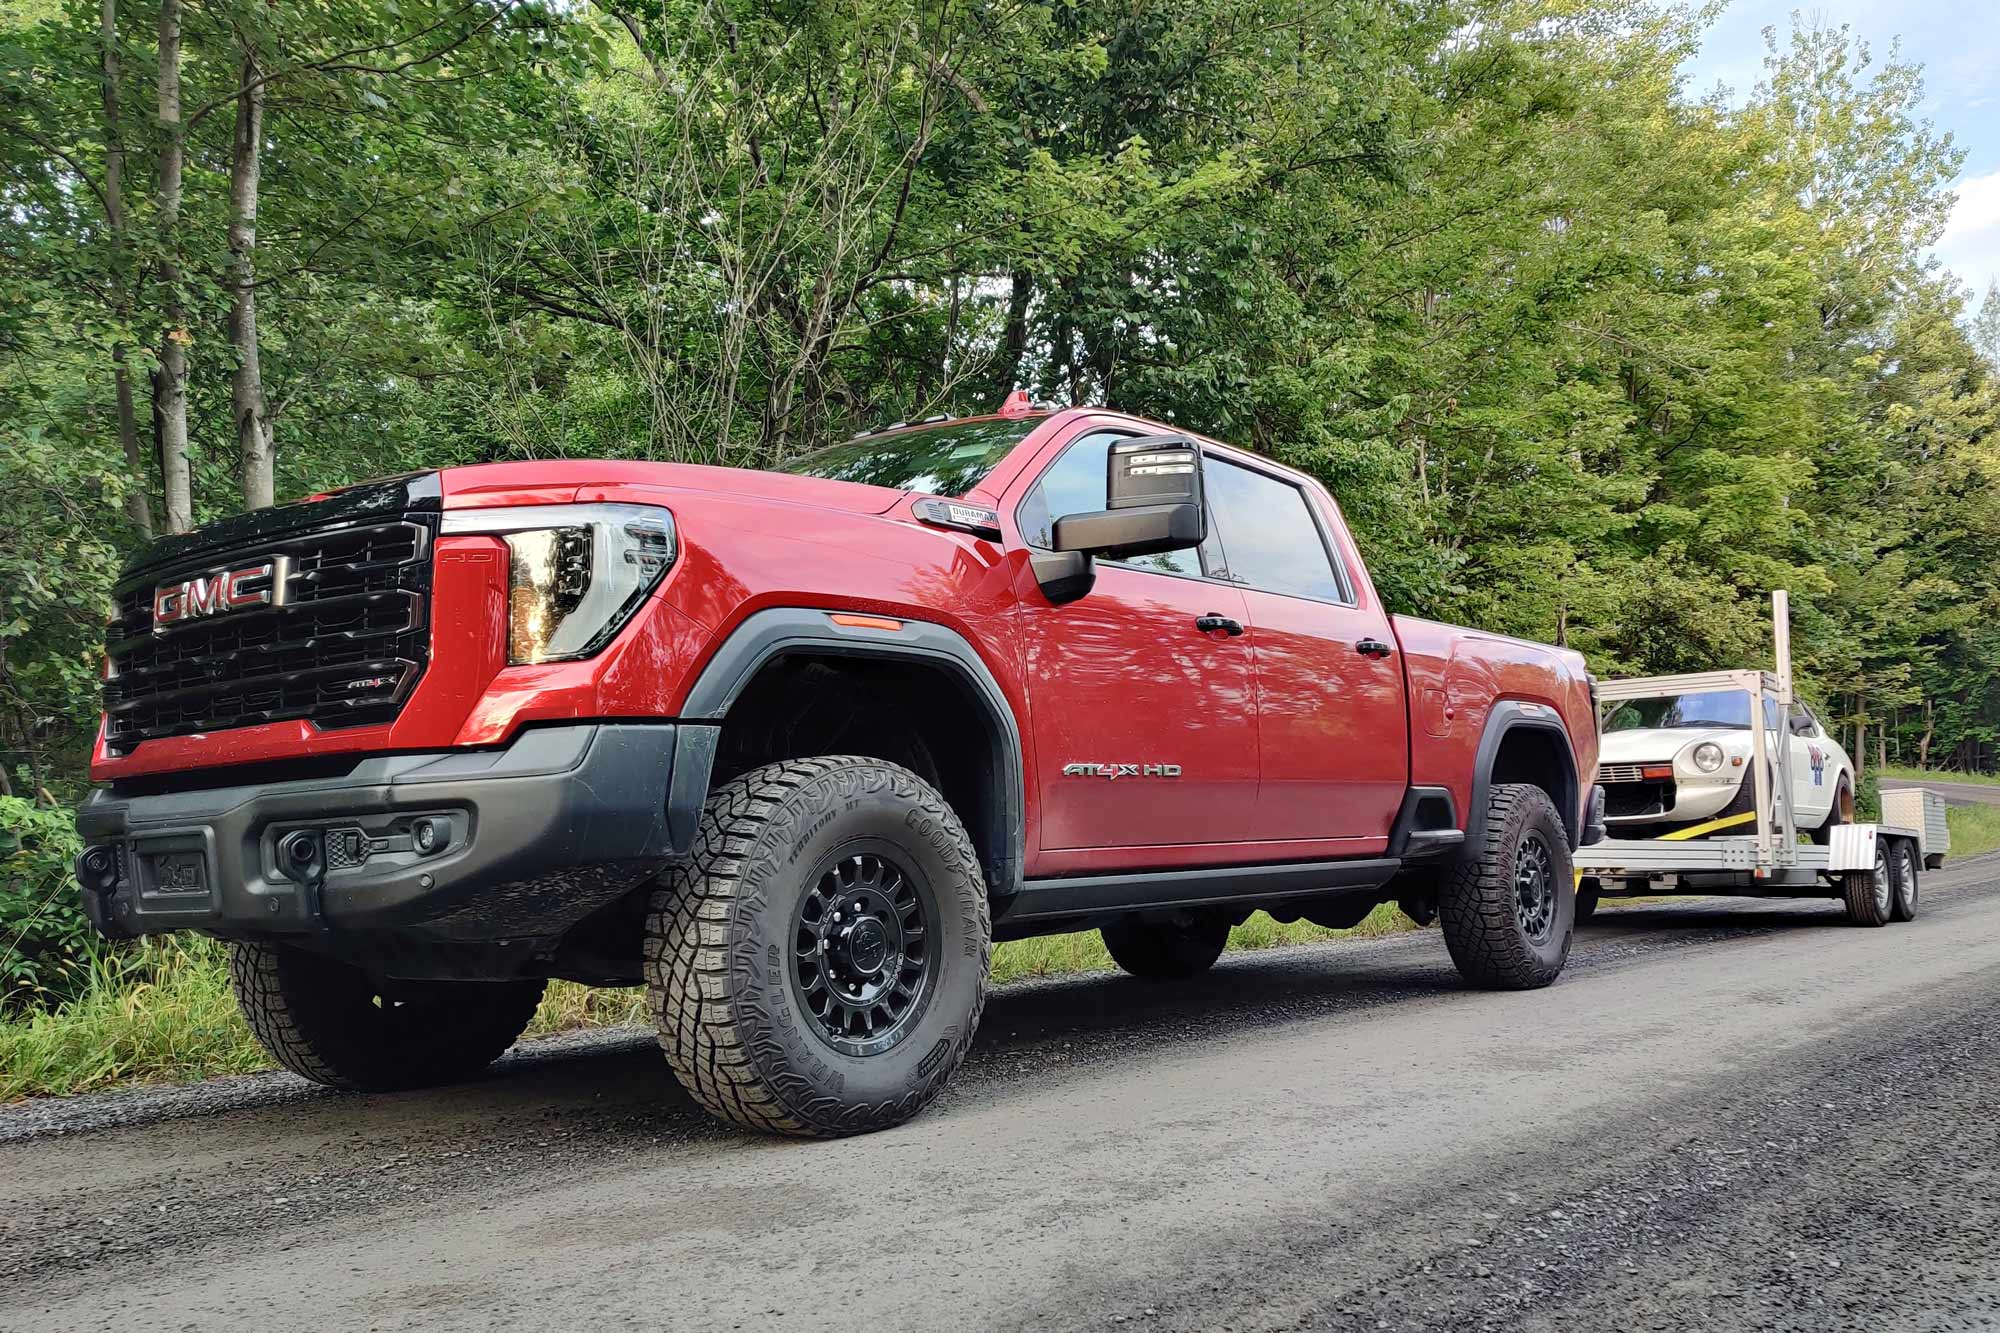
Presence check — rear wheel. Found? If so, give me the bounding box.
[647,755,990,1137]
[229,942,545,1091]
[1841,839,1893,926]
[1102,914,1230,980]
[1890,838,1920,922]
[1438,783,1574,989]
[1810,776,1854,846]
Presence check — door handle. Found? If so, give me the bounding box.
[1355,637,1393,659]
[1195,613,1245,637]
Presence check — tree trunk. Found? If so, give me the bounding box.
[1916,697,1934,769]
[1852,690,1867,782]
[153,0,192,533]
[228,51,273,509]
[99,0,155,541]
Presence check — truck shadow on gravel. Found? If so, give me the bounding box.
[7,943,1466,1148]
[1583,902,1853,934]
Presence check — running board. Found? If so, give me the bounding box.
[1003,858,1401,924]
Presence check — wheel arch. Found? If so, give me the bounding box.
[1466,703,1582,852]
[672,608,1025,898]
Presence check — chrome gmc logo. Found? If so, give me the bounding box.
[153,557,289,627]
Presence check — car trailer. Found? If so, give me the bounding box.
[1574,591,1948,926]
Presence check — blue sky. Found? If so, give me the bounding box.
[1681,0,2000,302]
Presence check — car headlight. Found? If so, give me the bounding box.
[442,503,676,664]
[1690,741,1725,773]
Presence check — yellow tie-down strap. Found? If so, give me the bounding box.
[1657,811,1758,841]
[1573,811,1760,888]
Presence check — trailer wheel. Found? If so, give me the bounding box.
[1841,840,1893,927]
[1101,913,1230,980]
[1889,838,1920,922]
[1438,783,1573,989]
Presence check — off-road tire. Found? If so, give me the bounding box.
[1101,914,1230,980]
[1576,878,1601,924]
[1890,838,1920,922]
[229,941,545,1091]
[1842,840,1894,926]
[1438,783,1574,989]
[647,756,990,1137]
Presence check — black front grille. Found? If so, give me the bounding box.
[104,517,436,753]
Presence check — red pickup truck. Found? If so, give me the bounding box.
[75,399,1602,1136]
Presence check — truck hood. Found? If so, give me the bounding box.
[438,459,908,517]
[1600,727,1752,765]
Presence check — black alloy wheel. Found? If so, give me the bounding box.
[1515,829,1559,945]
[793,847,938,1057]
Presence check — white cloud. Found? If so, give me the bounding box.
[1934,170,2000,298]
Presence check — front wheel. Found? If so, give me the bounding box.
[1102,913,1230,980]
[229,942,545,1090]
[1438,784,1574,989]
[647,756,991,1137]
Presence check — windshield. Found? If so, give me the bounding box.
[776,417,1041,496]
[1604,691,1778,732]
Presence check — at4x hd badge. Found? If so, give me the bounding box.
[1061,762,1182,780]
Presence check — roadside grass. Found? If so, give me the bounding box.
[0,938,266,1101]
[1879,765,2000,787]
[1946,804,2000,859]
[991,903,1416,983]
[3,905,1419,1100]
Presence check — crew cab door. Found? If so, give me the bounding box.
[1011,429,1259,860]
[1201,457,1409,851]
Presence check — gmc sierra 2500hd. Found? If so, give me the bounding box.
[74,396,1603,1136]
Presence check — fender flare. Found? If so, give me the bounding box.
[1464,702,1583,853]
[669,607,1026,897]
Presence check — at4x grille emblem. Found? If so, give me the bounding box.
[1061,762,1182,780]
[153,556,290,628]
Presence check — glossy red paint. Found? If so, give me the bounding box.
[1394,615,1598,832]
[92,405,1598,866]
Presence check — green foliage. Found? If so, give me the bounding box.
[4,0,2000,1042]
[0,795,100,1009]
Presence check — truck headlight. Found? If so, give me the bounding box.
[1691,741,1725,773]
[442,503,676,664]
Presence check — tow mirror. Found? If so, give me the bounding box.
[1051,435,1206,559]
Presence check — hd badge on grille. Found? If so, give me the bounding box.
[152,555,290,627]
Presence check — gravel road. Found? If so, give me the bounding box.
[1879,776,2000,808]
[6,856,1999,1332]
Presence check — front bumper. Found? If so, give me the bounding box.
[74,723,685,944]
[1604,775,1738,824]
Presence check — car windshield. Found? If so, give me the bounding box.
[1604,691,1778,731]
[775,417,1041,496]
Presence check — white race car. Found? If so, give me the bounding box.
[1596,689,1855,841]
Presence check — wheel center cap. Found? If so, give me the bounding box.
[844,918,890,975]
